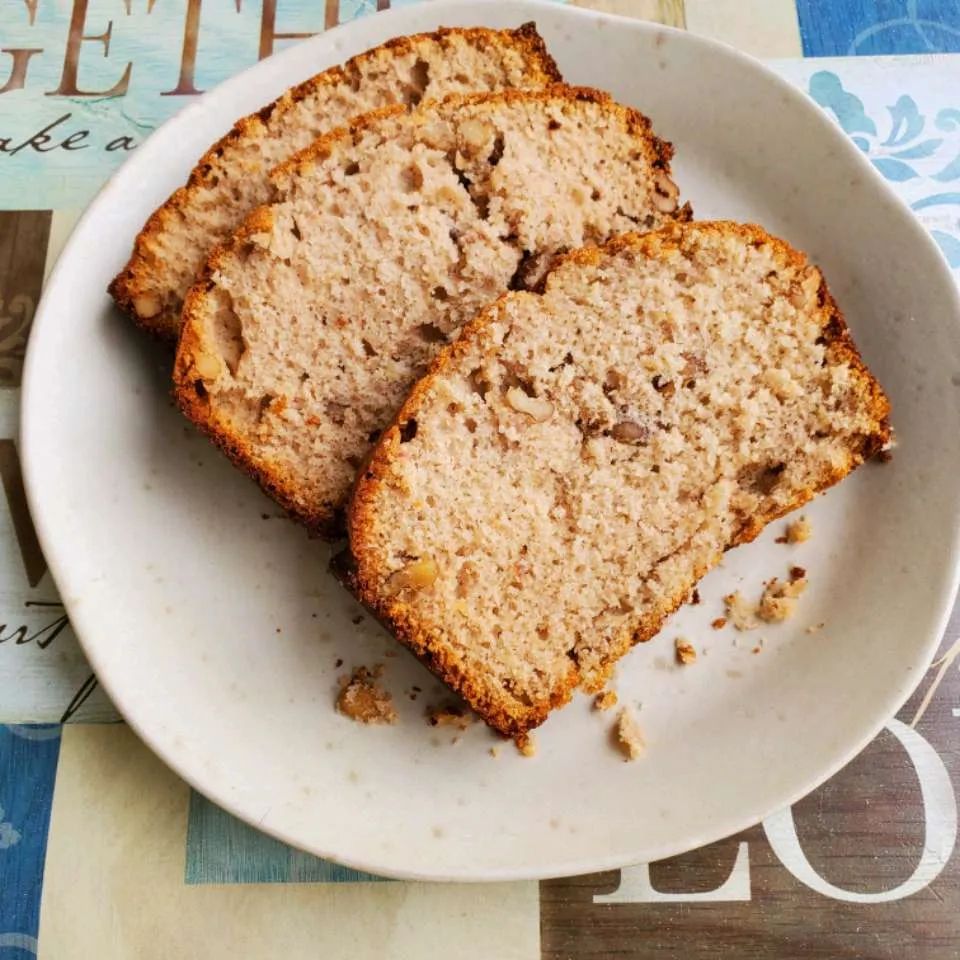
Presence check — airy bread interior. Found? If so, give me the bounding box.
[175,87,688,533]
[109,24,561,338]
[346,222,891,737]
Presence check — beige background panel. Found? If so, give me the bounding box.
[38,725,539,960]
[569,0,686,28]
[685,0,802,57]
[43,209,83,284]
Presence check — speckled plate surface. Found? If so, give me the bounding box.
[21,0,960,881]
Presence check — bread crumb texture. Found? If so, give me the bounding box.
[757,574,807,623]
[778,515,811,543]
[174,86,686,533]
[348,221,890,737]
[517,734,537,757]
[725,566,808,631]
[615,708,645,762]
[593,690,618,711]
[426,703,473,729]
[110,24,561,338]
[336,666,397,724]
[675,637,697,665]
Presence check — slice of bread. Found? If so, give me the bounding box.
[174,86,690,535]
[344,222,891,739]
[109,24,561,339]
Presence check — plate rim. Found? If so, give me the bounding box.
[20,0,960,881]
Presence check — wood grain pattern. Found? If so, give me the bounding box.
[0,211,51,387]
[0,440,46,588]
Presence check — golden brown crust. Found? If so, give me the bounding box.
[109,23,563,339]
[173,85,686,537]
[345,221,892,738]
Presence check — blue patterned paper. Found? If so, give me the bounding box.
[797,0,960,56]
[809,69,960,266]
[0,726,60,957]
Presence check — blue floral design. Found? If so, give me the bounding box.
[810,71,960,267]
[0,806,20,850]
[847,0,960,56]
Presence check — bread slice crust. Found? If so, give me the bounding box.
[174,85,690,535]
[109,23,562,340]
[345,222,892,739]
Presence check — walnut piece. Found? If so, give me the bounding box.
[505,387,553,422]
[193,352,223,382]
[652,170,679,213]
[611,420,649,444]
[385,557,438,595]
[459,118,493,153]
[133,294,162,319]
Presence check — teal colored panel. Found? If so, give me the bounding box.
[184,790,385,884]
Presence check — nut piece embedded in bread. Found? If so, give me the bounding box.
[109,24,562,339]
[345,222,891,739]
[174,86,689,534]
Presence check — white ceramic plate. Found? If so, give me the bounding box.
[22,0,960,881]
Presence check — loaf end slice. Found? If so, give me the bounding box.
[174,86,689,534]
[109,23,561,339]
[345,222,891,738]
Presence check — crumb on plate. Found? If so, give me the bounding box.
[724,591,758,631]
[517,733,537,757]
[426,704,472,730]
[675,637,697,665]
[336,666,397,725]
[777,515,812,544]
[615,708,645,762]
[594,690,618,711]
[757,574,807,623]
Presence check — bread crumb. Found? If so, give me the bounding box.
[711,617,727,630]
[724,592,758,631]
[726,568,808,630]
[690,588,701,605]
[615,708,645,761]
[675,637,697,665]
[785,516,812,543]
[805,622,826,635]
[757,575,807,623]
[336,666,397,724]
[594,690,618,711]
[517,734,537,757]
[426,704,472,730]
[489,746,499,759]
